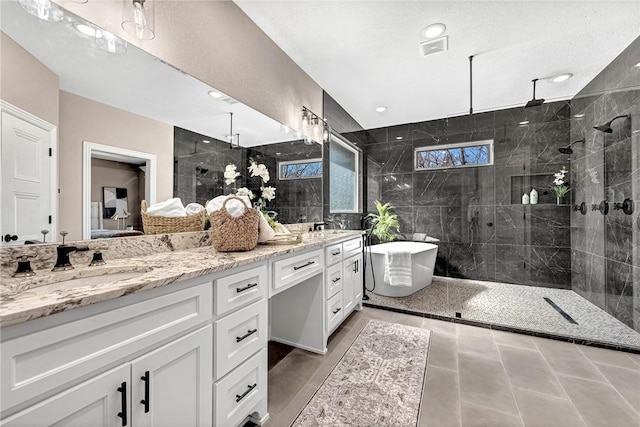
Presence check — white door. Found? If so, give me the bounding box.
[1,112,52,245]
[131,326,212,427]
[1,364,129,427]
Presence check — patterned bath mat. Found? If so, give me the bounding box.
[291,319,431,427]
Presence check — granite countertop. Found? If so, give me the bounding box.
[0,231,363,328]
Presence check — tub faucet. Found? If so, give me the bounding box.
[52,231,89,271]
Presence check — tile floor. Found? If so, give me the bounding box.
[258,307,640,427]
[365,276,640,351]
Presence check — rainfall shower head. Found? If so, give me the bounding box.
[558,138,585,155]
[594,114,630,133]
[525,79,545,108]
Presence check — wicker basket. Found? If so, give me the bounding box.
[209,196,259,252]
[141,200,206,234]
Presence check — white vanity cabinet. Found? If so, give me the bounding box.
[1,279,213,426]
[323,236,364,335]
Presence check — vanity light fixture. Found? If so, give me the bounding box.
[301,106,327,143]
[376,106,387,113]
[422,23,446,39]
[122,0,155,40]
[95,30,127,54]
[550,73,573,83]
[18,0,64,22]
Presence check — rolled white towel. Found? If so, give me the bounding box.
[185,203,204,215]
[146,198,187,217]
[206,195,252,218]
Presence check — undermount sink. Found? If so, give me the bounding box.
[11,265,152,293]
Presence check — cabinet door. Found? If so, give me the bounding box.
[130,326,212,427]
[342,257,356,313]
[352,253,364,304]
[2,364,129,427]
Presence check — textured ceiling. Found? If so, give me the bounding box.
[234,0,640,130]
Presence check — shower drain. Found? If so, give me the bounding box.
[544,297,578,324]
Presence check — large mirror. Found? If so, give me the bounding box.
[0,0,322,243]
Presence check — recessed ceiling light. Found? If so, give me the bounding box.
[573,113,585,118]
[395,136,403,140]
[422,23,446,39]
[208,90,223,98]
[376,106,387,113]
[202,140,210,144]
[550,73,573,83]
[74,23,97,38]
[519,120,530,125]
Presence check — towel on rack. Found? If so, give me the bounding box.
[185,203,205,215]
[384,250,412,287]
[145,198,187,217]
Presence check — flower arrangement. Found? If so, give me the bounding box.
[552,166,570,199]
[224,161,279,229]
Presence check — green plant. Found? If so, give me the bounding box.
[365,200,400,243]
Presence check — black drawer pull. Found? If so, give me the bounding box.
[117,382,127,426]
[140,371,150,413]
[332,277,341,283]
[331,250,341,256]
[236,383,257,403]
[236,283,258,293]
[236,329,258,343]
[332,307,341,315]
[293,261,315,271]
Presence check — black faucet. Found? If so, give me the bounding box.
[51,231,90,271]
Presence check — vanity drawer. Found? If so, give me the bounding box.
[214,349,267,427]
[325,262,343,298]
[342,237,363,258]
[214,264,268,316]
[326,291,344,333]
[272,250,323,295]
[325,242,343,266]
[214,299,267,380]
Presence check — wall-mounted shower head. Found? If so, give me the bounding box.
[525,78,545,108]
[558,138,585,155]
[594,114,630,133]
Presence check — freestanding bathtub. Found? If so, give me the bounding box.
[365,241,438,297]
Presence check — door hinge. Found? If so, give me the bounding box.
[49,148,52,157]
[49,215,52,224]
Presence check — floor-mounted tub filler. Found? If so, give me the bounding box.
[365,241,438,297]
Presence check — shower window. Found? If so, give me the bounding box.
[279,158,323,180]
[415,140,493,170]
[330,133,360,213]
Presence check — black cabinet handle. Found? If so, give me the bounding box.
[236,283,258,293]
[331,250,341,256]
[332,277,341,283]
[117,382,127,426]
[236,329,258,343]
[332,307,341,315]
[293,261,314,271]
[235,383,257,403]
[140,371,150,413]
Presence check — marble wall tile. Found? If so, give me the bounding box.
[436,242,496,281]
[365,140,414,174]
[604,37,640,91]
[495,245,571,289]
[381,173,413,207]
[606,259,635,328]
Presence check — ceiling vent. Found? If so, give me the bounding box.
[419,36,448,57]
[220,96,239,105]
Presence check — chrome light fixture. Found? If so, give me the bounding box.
[18,0,64,22]
[301,106,327,144]
[594,114,630,133]
[122,0,155,40]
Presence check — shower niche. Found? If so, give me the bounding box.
[509,173,565,205]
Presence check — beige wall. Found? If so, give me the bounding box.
[55,0,323,134]
[91,159,142,231]
[59,91,173,240]
[0,31,59,126]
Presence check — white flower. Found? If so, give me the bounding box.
[236,187,255,200]
[248,161,270,183]
[224,164,240,185]
[261,186,276,201]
